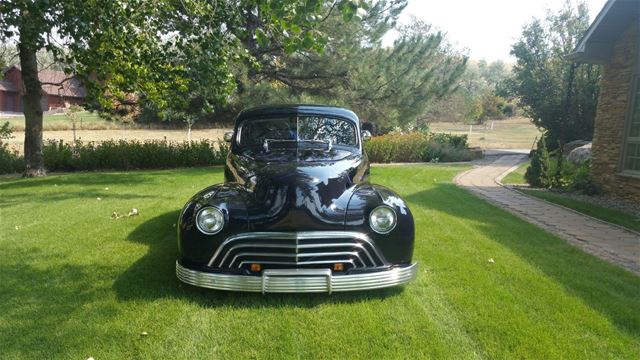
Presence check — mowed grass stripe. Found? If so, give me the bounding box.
[0,165,638,359]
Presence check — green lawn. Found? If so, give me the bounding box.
[501,160,529,185]
[1,112,118,131]
[520,189,640,233]
[0,165,638,359]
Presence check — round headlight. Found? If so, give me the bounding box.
[196,207,225,235]
[369,205,397,234]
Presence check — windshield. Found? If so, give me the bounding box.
[239,115,358,149]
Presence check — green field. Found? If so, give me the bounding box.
[1,112,118,131]
[430,117,541,149]
[520,189,640,233]
[0,165,638,359]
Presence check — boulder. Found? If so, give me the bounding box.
[563,140,591,155]
[567,143,592,165]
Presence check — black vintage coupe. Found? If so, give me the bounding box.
[176,105,417,293]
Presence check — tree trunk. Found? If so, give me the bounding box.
[18,41,46,177]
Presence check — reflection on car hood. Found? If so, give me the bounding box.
[234,150,366,230]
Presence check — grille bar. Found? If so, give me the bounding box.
[229,251,365,268]
[239,259,357,268]
[207,231,388,269]
[217,242,377,267]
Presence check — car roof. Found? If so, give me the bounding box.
[236,104,359,124]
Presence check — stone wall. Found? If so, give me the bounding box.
[590,22,640,203]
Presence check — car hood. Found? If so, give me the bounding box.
[233,151,366,230]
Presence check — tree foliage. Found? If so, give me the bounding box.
[226,4,467,130]
[507,1,600,147]
[347,18,467,129]
[0,0,366,176]
[0,42,14,69]
[425,59,514,124]
[232,1,405,104]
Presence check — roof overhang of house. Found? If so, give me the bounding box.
[1,64,19,75]
[568,0,639,64]
[0,80,17,92]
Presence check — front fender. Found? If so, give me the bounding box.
[178,183,251,267]
[345,184,415,264]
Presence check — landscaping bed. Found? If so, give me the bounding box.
[1,165,638,359]
[517,188,640,233]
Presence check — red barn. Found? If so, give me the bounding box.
[0,65,86,112]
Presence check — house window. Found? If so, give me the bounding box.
[623,77,640,172]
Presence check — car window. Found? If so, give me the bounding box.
[240,117,296,147]
[239,116,357,147]
[297,116,357,146]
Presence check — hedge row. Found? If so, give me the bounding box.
[0,139,229,174]
[0,143,23,174]
[364,132,474,163]
[0,132,473,175]
[44,139,229,171]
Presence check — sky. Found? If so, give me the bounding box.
[382,0,609,62]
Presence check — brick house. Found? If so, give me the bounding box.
[570,0,639,202]
[0,65,86,112]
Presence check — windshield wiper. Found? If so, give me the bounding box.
[262,139,332,152]
[300,139,333,152]
[262,139,296,152]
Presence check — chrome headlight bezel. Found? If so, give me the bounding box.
[195,206,225,235]
[369,205,397,234]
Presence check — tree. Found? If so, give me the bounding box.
[0,0,365,177]
[228,1,407,113]
[229,5,467,130]
[424,59,512,124]
[508,1,600,148]
[0,42,14,69]
[346,18,467,129]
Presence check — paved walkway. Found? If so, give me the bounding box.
[454,152,640,275]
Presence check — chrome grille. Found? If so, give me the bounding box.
[207,231,388,270]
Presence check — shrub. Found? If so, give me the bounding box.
[429,132,469,148]
[0,122,24,174]
[0,121,12,140]
[525,136,600,194]
[500,103,516,117]
[2,132,471,175]
[568,160,600,195]
[525,137,555,188]
[0,144,24,174]
[39,139,228,173]
[365,132,472,163]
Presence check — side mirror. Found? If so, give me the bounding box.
[361,130,372,142]
[223,131,234,143]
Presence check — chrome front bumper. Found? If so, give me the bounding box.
[176,262,418,294]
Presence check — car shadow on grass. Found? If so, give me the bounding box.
[113,210,404,308]
[0,260,125,359]
[404,183,640,338]
[0,171,160,189]
[0,190,155,207]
